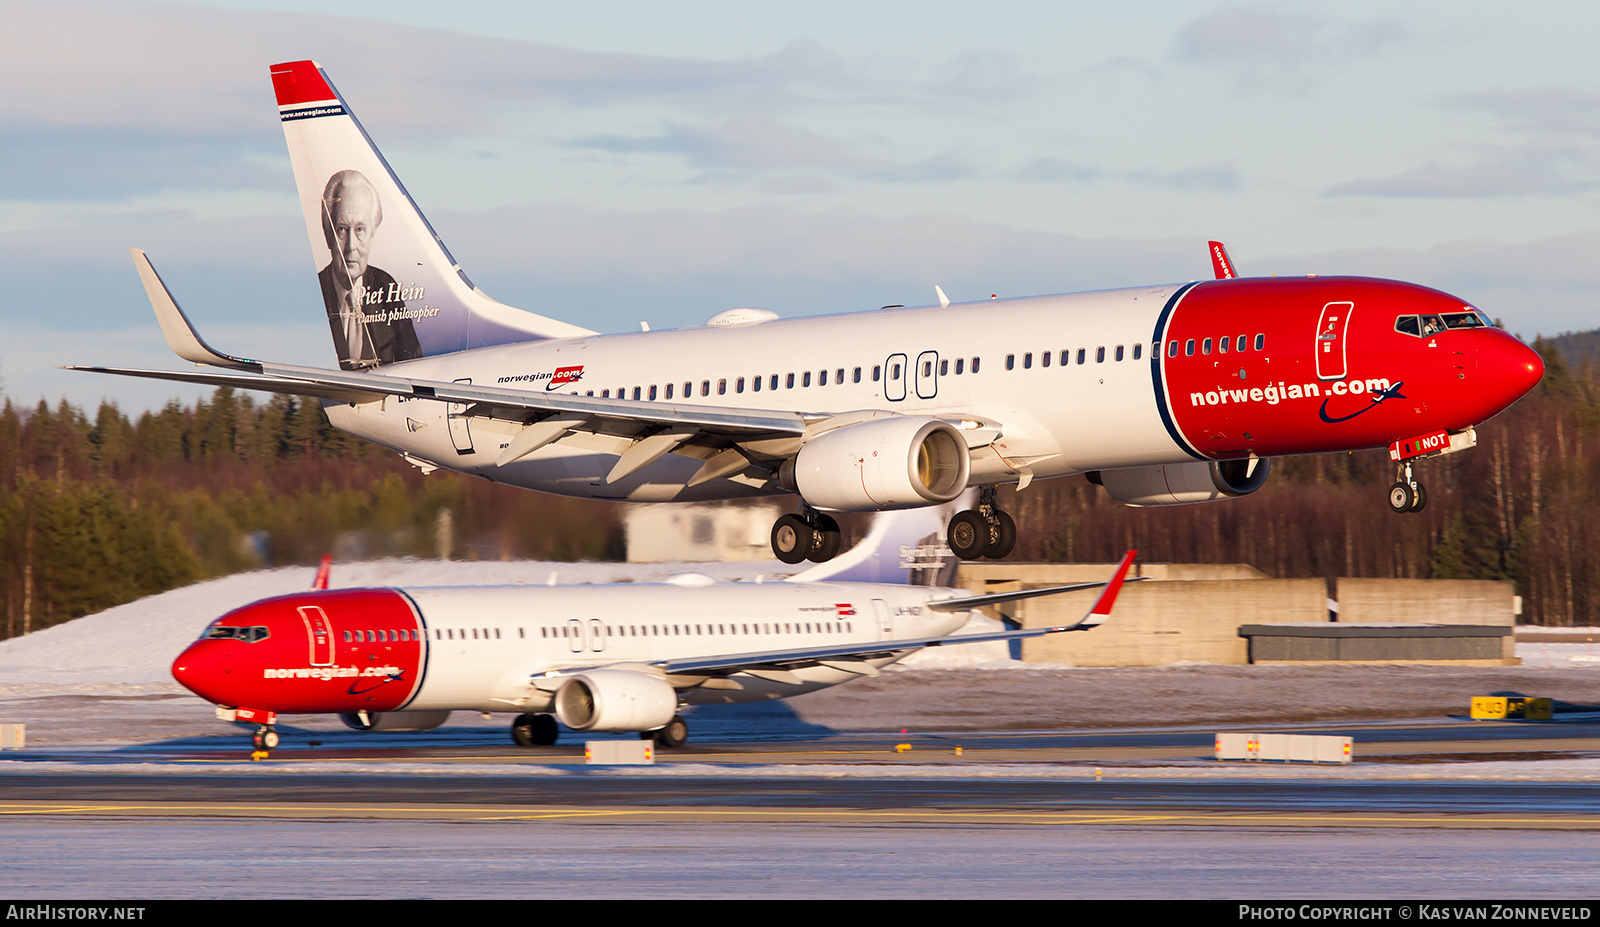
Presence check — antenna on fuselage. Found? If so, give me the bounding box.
[935,285,951,308]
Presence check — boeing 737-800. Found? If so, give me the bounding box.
[75,60,1544,563]
[173,510,1138,750]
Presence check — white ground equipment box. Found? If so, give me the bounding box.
[1215,732,1352,764]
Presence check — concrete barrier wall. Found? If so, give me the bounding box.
[964,578,1327,667]
[1337,578,1516,660]
[950,564,1517,667]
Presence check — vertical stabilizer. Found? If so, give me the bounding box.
[270,60,594,371]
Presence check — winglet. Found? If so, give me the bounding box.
[1208,241,1237,279]
[130,249,259,370]
[1078,549,1137,628]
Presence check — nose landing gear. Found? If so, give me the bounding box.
[1388,461,1427,514]
[251,726,280,751]
[771,505,842,564]
[947,486,1017,560]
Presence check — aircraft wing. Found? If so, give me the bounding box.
[69,251,812,468]
[540,551,1138,685]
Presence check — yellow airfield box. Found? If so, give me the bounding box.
[1470,696,1553,720]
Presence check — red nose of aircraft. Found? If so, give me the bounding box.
[173,589,425,714]
[1479,331,1545,411]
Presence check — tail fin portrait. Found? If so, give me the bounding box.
[270,60,593,371]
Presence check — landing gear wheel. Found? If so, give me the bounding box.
[808,514,842,563]
[511,712,558,747]
[252,727,279,751]
[948,511,991,560]
[987,511,1017,559]
[1408,481,1427,513]
[652,715,689,749]
[772,514,814,564]
[1387,482,1414,513]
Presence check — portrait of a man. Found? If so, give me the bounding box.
[318,169,423,370]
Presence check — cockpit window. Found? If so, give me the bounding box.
[203,624,270,642]
[1397,310,1493,338]
[1441,311,1490,330]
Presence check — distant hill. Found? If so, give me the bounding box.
[1544,330,1600,371]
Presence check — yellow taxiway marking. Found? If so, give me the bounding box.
[1,801,1597,830]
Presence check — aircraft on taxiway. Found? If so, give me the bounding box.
[73,60,1544,565]
[173,506,1138,751]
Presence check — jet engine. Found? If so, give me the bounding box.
[338,710,452,732]
[553,670,679,733]
[788,416,970,512]
[1090,458,1270,507]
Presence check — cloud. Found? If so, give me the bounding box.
[1012,159,1239,192]
[1173,6,1410,92]
[1325,143,1600,199]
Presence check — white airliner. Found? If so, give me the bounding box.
[74,60,1544,564]
[172,507,1138,750]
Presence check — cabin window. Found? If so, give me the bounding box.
[1186,339,1196,356]
[1059,350,1069,366]
[736,377,745,393]
[819,369,828,386]
[1076,348,1086,365]
[752,375,762,391]
[1006,354,1015,370]
[939,359,948,375]
[1167,340,1178,358]
[837,368,846,383]
[1202,338,1212,355]
[891,363,902,380]
[873,366,881,381]
[1254,333,1265,350]
[648,385,657,400]
[665,383,674,399]
[683,382,692,397]
[1237,335,1247,352]
[631,387,641,400]
[1133,344,1142,360]
[786,373,795,388]
[601,389,610,398]
[718,378,727,395]
[971,357,981,373]
[955,358,964,375]
[1218,337,1228,354]
[1041,351,1050,368]
[1023,352,1032,369]
[1096,346,1106,363]
[853,367,862,383]
[802,371,811,387]
[1115,345,1125,361]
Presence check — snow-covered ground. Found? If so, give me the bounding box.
[2,559,1599,783]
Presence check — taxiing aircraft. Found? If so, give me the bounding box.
[74,61,1544,564]
[172,507,1139,751]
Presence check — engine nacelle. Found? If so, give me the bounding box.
[338,710,452,732]
[790,417,970,513]
[553,670,679,733]
[1092,458,1270,507]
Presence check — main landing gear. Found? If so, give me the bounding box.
[641,715,689,749]
[947,485,1016,560]
[771,505,842,564]
[510,712,559,747]
[1388,461,1428,514]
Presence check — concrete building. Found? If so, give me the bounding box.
[954,562,1518,667]
[624,503,782,563]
